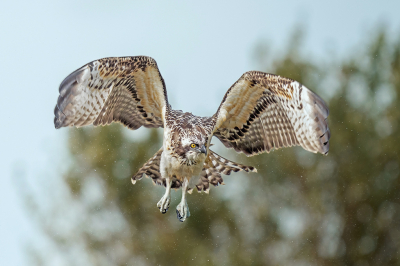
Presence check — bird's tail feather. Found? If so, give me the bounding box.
[132,148,257,192]
[194,149,257,193]
[132,147,164,185]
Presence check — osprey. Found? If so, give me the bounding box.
[54,56,330,222]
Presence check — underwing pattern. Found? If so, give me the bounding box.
[214,71,330,156]
[54,56,167,130]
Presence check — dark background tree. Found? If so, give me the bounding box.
[23,29,400,265]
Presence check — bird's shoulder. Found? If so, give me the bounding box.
[165,110,215,131]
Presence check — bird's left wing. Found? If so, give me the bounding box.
[213,71,330,156]
[54,56,168,130]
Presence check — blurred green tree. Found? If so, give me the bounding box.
[25,29,400,266]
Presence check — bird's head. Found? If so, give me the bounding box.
[176,135,208,166]
[168,114,213,166]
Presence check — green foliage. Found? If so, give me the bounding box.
[27,29,400,265]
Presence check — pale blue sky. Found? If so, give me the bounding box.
[1,0,399,265]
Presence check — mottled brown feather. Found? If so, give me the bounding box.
[131,148,164,185]
[196,150,257,193]
[214,71,330,156]
[54,56,168,130]
[132,148,256,192]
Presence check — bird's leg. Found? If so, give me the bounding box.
[176,178,190,222]
[157,177,172,214]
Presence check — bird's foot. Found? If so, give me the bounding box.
[176,201,190,222]
[157,194,170,214]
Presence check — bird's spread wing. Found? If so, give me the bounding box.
[54,56,168,130]
[213,71,330,156]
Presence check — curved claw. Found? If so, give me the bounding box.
[176,202,190,222]
[176,209,183,222]
[157,195,170,214]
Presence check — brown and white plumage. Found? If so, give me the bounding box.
[54,56,168,130]
[54,56,330,222]
[194,150,257,193]
[213,71,330,156]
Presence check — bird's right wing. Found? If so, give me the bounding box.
[54,56,169,130]
[213,71,330,156]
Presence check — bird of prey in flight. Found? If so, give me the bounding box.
[54,56,330,222]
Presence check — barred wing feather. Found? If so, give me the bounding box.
[54,56,168,130]
[213,71,330,156]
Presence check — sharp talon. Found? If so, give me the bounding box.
[157,191,171,213]
[176,204,188,222]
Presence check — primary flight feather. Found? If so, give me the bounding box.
[54,56,330,222]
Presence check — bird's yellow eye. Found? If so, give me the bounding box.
[190,143,196,148]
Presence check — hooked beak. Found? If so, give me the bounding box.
[200,144,207,155]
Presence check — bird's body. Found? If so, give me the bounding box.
[54,56,330,221]
[162,110,213,177]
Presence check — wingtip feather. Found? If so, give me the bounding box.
[54,103,65,129]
